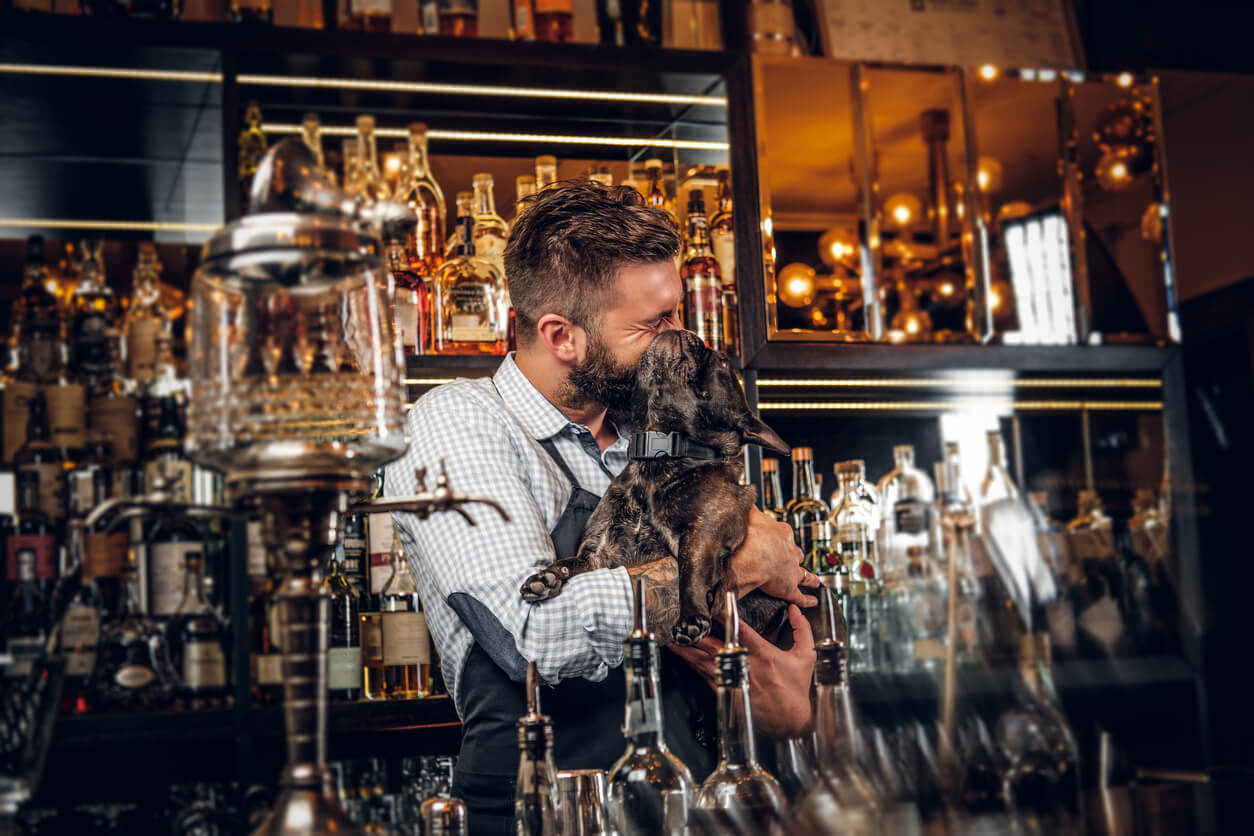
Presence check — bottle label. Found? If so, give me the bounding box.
[246,520,268,579]
[183,641,226,689]
[44,382,87,450]
[422,0,440,32]
[144,458,193,502]
[72,311,112,376]
[4,636,44,679]
[253,653,284,685]
[351,0,391,14]
[513,0,531,35]
[395,293,420,351]
[341,515,368,593]
[711,231,736,289]
[361,614,384,664]
[67,469,97,518]
[7,535,56,581]
[368,513,395,594]
[85,530,128,579]
[328,646,365,690]
[894,500,931,535]
[910,590,946,635]
[126,319,163,383]
[2,379,37,464]
[62,602,102,677]
[382,610,430,665]
[150,541,199,617]
[115,664,156,690]
[88,394,140,465]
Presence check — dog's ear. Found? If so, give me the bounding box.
[740,411,790,456]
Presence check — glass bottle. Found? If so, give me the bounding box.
[980,429,1018,506]
[60,512,105,714]
[237,101,268,216]
[387,221,431,358]
[935,459,983,666]
[806,520,841,591]
[247,520,283,705]
[708,164,739,354]
[168,551,229,710]
[589,164,613,186]
[897,546,947,673]
[876,445,935,580]
[681,189,725,351]
[534,155,558,191]
[230,0,273,23]
[514,175,538,225]
[124,242,168,387]
[696,590,790,832]
[785,446,827,556]
[3,530,47,683]
[143,395,193,502]
[341,138,361,196]
[516,661,560,835]
[471,173,510,274]
[760,456,785,521]
[9,468,56,603]
[353,115,390,205]
[534,0,573,42]
[299,113,329,182]
[400,123,447,262]
[1124,488,1174,652]
[326,547,363,701]
[1065,489,1128,656]
[644,158,679,229]
[828,459,880,520]
[147,507,203,621]
[340,512,370,597]
[14,392,70,522]
[444,190,475,259]
[10,235,62,386]
[90,548,177,711]
[438,0,478,36]
[435,215,507,355]
[346,0,393,32]
[607,577,695,835]
[831,461,878,672]
[379,536,430,699]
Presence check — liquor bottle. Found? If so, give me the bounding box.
[516,661,559,836]
[3,533,47,682]
[976,429,1030,664]
[1124,488,1175,652]
[82,467,127,621]
[876,445,935,579]
[644,158,678,229]
[797,588,880,834]
[828,459,880,520]
[595,0,625,45]
[387,216,430,357]
[399,123,447,246]
[60,516,104,713]
[471,172,509,276]
[341,512,369,596]
[784,447,827,555]
[87,330,141,477]
[230,0,273,23]
[379,537,430,699]
[607,577,695,835]
[246,520,283,705]
[760,457,785,520]
[895,546,947,673]
[588,164,614,186]
[123,243,168,387]
[979,430,1017,505]
[443,191,475,259]
[9,235,61,387]
[696,590,790,831]
[298,113,330,182]
[341,137,361,196]
[148,509,203,621]
[806,520,842,591]
[167,551,229,710]
[9,468,57,608]
[90,548,177,712]
[237,101,268,216]
[326,547,363,701]
[934,459,982,665]
[708,164,739,354]
[14,393,69,522]
[352,115,390,204]
[346,0,393,31]
[534,0,573,41]
[143,395,193,502]
[438,0,477,36]
[511,0,535,38]
[65,432,112,524]
[831,461,877,672]
[681,189,725,351]
[514,175,538,224]
[435,215,507,355]
[535,155,558,191]
[1065,490,1128,656]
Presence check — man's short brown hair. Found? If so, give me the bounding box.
[504,179,681,346]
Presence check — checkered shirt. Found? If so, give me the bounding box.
[384,354,635,716]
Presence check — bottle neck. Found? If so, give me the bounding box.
[623,646,665,747]
[814,680,859,774]
[716,675,758,767]
[302,125,325,169]
[182,559,207,607]
[763,470,783,510]
[687,212,711,255]
[792,459,815,501]
[473,181,497,218]
[408,134,431,179]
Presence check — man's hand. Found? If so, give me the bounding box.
[670,604,817,740]
[728,507,819,608]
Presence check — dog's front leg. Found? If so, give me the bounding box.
[670,537,725,647]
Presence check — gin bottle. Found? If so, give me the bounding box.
[607,577,695,835]
[875,445,935,578]
[695,590,790,833]
[516,661,559,836]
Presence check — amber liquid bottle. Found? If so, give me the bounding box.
[534,0,573,41]
[346,0,393,31]
[438,0,478,36]
[681,189,725,351]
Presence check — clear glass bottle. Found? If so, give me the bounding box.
[438,0,478,36]
[681,189,725,351]
[760,457,785,521]
[90,548,177,711]
[696,591,790,832]
[168,550,229,710]
[379,536,430,699]
[124,242,168,387]
[806,520,842,592]
[828,459,880,520]
[514,174,538,225]
[534,0,573,42]
[353,115,390,204]
[326,546,363,701]
[516,661,559,835]
[935,459,983,666]
[444,190,475,259]
[708,164,739,354]
[299,112,330,183]
[831,461,878,672]
[471,172,510,276]
[346,0,393,32]
[399,123,447,231]
[435,215,507,355]
[607,578,695,835]
[534,155,558,191]
[785,446,828,556]
[897,546,948,673]
[979,429,1018,506]
[876,445,935,578]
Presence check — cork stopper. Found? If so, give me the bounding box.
[791,446,813,462]
[761,457,778,474]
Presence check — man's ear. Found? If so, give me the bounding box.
[740,411,790,456]
[535,313,583,365]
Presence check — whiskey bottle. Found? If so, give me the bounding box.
[438,0,478,35]
[346,0,393,32]
[681,189,725,351]
[237,101,268,216]
[326,547,363,701]
[147,508,203,621]
[695,590,790,832]
[607,577,695,835]
[143,395,193,502]
[9,235,60,386]
[435,215,507,355]
[444,190,475,258]
[167,551,229,710]
[534,0,573,41]
[65,432,112,524]
[88,330,141,474]
[230,0,273,24]
[535,155,558,190]
[246,520,283,705]
[379,537,430,699]
[3,538,47,683]
[352,115,390,204]
[784,447,827,555]
[708,164,739,355]
[516,661,559,836]
[341,512,369,596]
[760,457,785,520]
[14,392,69,522]
[60,519,104,713]
[90,548,177,712]
[875,445,935,579]
[399,123,447,230]
[387,216,430,357]
[8,469,57,611]
[644,158,679,229]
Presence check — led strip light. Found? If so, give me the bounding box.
[755,377,1162,390]
[0,63,223,83]
[0,219,219,233]
[263,123,728,151]
[758,400,1163,412]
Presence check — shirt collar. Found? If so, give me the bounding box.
[494,354,632,447]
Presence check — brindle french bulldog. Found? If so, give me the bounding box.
[520,329,802,647]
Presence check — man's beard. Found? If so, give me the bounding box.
[565,333,637,416]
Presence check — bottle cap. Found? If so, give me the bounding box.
[408,122,428,135]
[761,457,778,473]
[835,460,860,478]
[791,446,812,462]
[645,158,663,170]
[536,155,557,167]
[809,520,832,541]
[472,172,494,187]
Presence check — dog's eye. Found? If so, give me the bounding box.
[698,390,711,400]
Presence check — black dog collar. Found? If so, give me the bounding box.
[629,431,723,461]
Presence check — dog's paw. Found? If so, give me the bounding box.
[520,567,569,602]
[671,614,711,647]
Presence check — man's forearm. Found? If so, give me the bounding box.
[626,558,680,641]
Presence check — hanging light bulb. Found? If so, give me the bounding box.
[1096,151,1134,191]
[883,193,922,231]
[978,64,999,81]
[818,226,859,269]
[777,263,817,307]
[977,156,1004,193]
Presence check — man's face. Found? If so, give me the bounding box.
[566,260,683,414]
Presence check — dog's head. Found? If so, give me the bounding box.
[631,329,789,458]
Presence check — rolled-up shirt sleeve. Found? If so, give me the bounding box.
[385,382,633,687]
